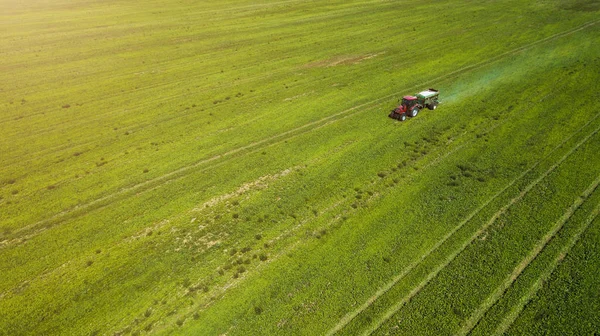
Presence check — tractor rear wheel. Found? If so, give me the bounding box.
[410,108,419,117]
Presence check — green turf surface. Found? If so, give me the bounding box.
[1,0,599,335]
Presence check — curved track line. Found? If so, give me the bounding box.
[0,97,469,297]
[457,174,600,336]
[358,119,600,336]
[188,127,476,335]
[7,19,599,246]
[6,96,376,240]
[110,99,500,334]
[492,201,600,336]
[326,112,600,335]
[0,101,477,300]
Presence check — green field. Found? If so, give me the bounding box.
[1,0,600,335]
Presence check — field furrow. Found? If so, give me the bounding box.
[4,17,598,247]
[492,199,600,335]
[333,109,600,335]
[456,173,600,335]
[368,120,600,335]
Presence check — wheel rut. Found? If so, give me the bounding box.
[329,112,600,335]
[492,200,600,335]
[456,173,600,336]
[4,19,599,250]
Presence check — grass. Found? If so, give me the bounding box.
[1,0,599,335]
[336,116,600,335]
[505,210,600,335]
[471,194,600,336]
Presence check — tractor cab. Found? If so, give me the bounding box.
[401,96,418,109]
[396,96,417,113]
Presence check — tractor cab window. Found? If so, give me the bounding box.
[403,98,414,107]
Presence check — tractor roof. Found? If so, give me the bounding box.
[403,96,417,100]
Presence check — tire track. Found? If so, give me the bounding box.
[351,116,600,336]
[456,174,600,336]
[4,95,379,242]
[4,15,597,149]
[0,85,493,249]
[0,100,473,301]
[4,15,596,162]
[0,93,474,299]
[2,84,493,330]
[0,80,492,299]
[326,111,600,335]
[492,200,600,336]
[5,19,598,247]
[181,121,483,336]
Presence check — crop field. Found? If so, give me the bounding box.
[1,0,600,335]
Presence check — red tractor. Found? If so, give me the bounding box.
[389,88,439,121]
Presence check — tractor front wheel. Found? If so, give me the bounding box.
[410,108,419,117]
[400,113,406,121]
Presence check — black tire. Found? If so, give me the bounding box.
[428,102,438,110]
[410,107,419,117]
[400,113,406,121]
